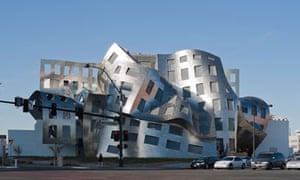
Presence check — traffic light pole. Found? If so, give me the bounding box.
[86,63,125,167]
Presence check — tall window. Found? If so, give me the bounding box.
[196,83,204,95]
[114,65,121,74]
[228,118,235,131]
[168,70,175,82]
[183,86,191,98]
[126,67,139,77]
[210,81,219,93]
[213,99,221,112]
[167,59,175,70]
[194,65,202,77]
[179,55,187,63]
[209,65,217,76]
[252,105,257,116]
[146,80,154,94]
[215,118,223,131]
[227,99,234,111]
[108,52,118,64]
[181,68,189,80]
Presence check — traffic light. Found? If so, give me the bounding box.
[23,99,29,112]
[123,130,129,141]
[75,106,84,119]
[50,103,57,117]
[48,125,57,138]
[14,97,23,107]
[112,130,120,141]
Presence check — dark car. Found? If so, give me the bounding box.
[251,152,286,170]
[190,156,219,169]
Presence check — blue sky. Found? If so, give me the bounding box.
[0,0,300,135]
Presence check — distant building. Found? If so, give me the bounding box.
[255,117,289,157]
[289,129,300,154]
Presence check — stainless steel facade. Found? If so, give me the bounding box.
[27,43,271,158]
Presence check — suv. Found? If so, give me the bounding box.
[190,156,219,169]
[251,152,286,170]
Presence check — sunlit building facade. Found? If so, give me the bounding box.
[22,43,272,158]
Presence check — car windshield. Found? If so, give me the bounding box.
[292,156,300,161]
[223,157,233,161]
[257,153,273,159]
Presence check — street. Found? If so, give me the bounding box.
[1,168,300,180]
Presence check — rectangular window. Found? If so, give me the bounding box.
[121,81,133,91]
[183,86,191,98]
[130,119,140,127]
[146,80,154,94]
[167,59,175,70]
[62,125,71,138]
[44,64,51,75]
[168,70,175,82]
[228,118,235,131]
[166,140,180,150]
[64,66,70,76]
[108,52,118,64]
[179,55,187,63]
[215,118,223,131]
[181,68,189,80]
[144,135,159,146]
[193,54,201,60]
[114,65,121,74]
[188,144,203,154]
[63,111,70,119]
[169,125,183,136]
[227,99,234,111]
[209,65,217,76]
[126,67,139,77]
[210,81,219,93]
[261,107,266,119]
[137,99,146,112]
[107,145,119,154]
[55,64,60,75]
[242,106,248,113]
[213,99,221,112]
[196,83,204,95]
[128,132,138,142]
[194,65,202,77]
[92,100,101,113]
[147,122,162,130]
[90,120,96,132]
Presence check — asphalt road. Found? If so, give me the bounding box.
[1,168,300,180]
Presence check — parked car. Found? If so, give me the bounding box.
[241,156,251,167]
[286,156,300,170]
[214,156,246,169]
[190,156,219,169]
[251,152,286,170]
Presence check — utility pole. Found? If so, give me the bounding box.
[85,64,125,167]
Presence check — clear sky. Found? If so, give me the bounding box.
[0,0,300,135]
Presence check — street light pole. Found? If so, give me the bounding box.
[252,115,256,161]
[85,63,124,167]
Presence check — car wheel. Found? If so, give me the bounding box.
[241,163,246,169]
[280,163,285,170]
[205,164,209,169]
[229,164,233,169]
[267,164,273,170]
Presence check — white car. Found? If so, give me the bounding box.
[214,156,246,169]
[286,156,300,170]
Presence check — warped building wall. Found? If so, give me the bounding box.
[26,43,271,158]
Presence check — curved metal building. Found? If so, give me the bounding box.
[27,43,271,158]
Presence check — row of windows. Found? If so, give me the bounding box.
[44,63,98,78]
[241,105,267,119]
[168,54,215,67]
[168,65,217,82]
[129,120,184,136]
[213,98,235,112]
[107,133,202,154]
[182,81,219,98]
[215,118,235,131]
[48,125,71,139]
